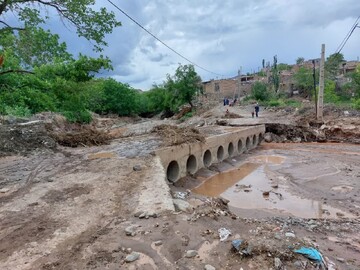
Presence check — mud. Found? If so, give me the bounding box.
[0,103,359,269]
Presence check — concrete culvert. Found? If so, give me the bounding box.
[186,155,197,174]
[203,150,212,167]
[238,139,243,153]
[228,142,234,157]
[253,135,258,146]
[259,133,264,144]
[246,137,251,150]
[217,146,225,161]
[167,160,180,182]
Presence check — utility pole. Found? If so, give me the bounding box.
[317,44,325,121]
[237,67,242,99]
[312,60,317,116]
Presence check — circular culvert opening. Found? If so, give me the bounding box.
[259,133,264,143]
[228,142,234,157]
[253,135,258,146]
[238,139,243,153]
[246,137,251,149]
[203,150,212,167]
[217,146,225,161]
[167,160,180,182]
[186,155,197,174]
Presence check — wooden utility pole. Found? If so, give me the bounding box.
[317,44,325,120]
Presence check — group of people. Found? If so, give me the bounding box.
[223,98,237,107]
[223,97,260,118]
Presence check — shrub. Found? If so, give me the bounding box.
[5,105,32,117]
[251,82,271,101]
[352,98,360,110]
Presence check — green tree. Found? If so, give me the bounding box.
[293,67,318,97]
[251,81,270,101]
[103,79,139,116]
[296,57,305,65]
[271,55,280,92]
[352,65,360,98]
[278,63,290,71]
[325,53,344,80]
[0,0,121,52]
[164,64,202,110]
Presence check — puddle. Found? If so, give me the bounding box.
[192,163,260,197]
[88,152,116,159]
[192,155,353,219]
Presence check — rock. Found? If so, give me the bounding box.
[220,198,230,205]
[274,233,282,240]
[154,240,163,246]
[139,212,147,219]
[133,165,142,171]
[294,261,304,268]
[185,250,198,258]
[336,257,345,263]
[204,264,216,270]
[285,232,296,238]
[125,252,140,263]
[173,199,192,212]
[0,188,10,193]
[264,133,273,143]
[274,257,282,270]
[125,225,137,236]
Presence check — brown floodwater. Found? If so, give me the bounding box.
[192,154,353,219]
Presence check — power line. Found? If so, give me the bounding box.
[336,16,360,54]
[107,0,224,77]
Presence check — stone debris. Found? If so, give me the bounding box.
[125,252,140,263]
[185,250,198,258]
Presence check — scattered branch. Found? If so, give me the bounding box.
[0,69,35,76]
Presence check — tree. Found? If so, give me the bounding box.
[0,0,121,52]
[251,81,270,101]
[325,53,344,80]
[271,55,280,92]
[293,66,319,97]
[296,57,305,65]
[164,64,202,110]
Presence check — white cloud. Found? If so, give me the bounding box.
[48,0,360,89]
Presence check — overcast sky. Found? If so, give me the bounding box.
[61,0,359,90]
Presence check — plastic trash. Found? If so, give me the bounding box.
[294,247,323,262]
[232,239,243,251]
[218,228,231,241]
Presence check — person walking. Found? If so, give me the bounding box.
[254,103,260,117]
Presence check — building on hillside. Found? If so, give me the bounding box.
[202,75,265,101]
[340,61,360,75]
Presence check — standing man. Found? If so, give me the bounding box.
[255,103,260,118]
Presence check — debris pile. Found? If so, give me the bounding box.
[152,124,205,146]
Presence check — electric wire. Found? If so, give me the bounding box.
[336,16,360,54]
[107,0,224,77]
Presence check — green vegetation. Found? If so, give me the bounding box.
[0,2,203,122]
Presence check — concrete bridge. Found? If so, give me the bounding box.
[155,125,265,182]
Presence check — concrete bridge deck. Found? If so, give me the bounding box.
[155,125,265,182]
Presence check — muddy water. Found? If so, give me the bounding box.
[193,154,352,219]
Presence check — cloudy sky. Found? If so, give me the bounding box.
[58,1,359,89]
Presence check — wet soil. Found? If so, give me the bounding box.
[0,104,359,269]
